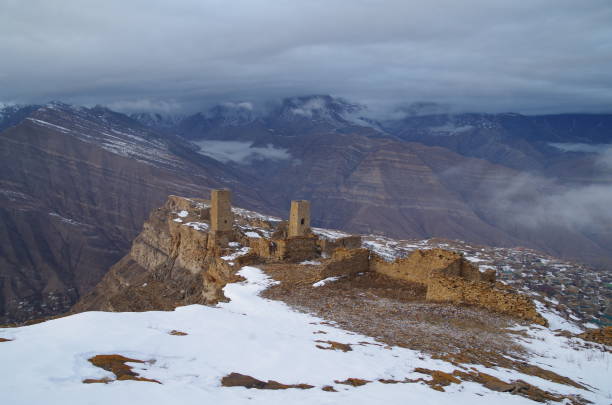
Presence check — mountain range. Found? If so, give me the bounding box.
[1,95,611,323]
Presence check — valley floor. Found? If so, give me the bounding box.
[0,266,610,404]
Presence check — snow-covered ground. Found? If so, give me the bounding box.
[1,266,610,404]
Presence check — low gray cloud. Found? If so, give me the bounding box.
[490,174,612,232]
[194,140,291,164]
[1,0,611,114]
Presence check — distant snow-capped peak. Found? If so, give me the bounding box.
[130,111,184,129]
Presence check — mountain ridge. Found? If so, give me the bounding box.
[1,97,611,324]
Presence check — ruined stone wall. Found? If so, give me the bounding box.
[206,230,234,251]
[318,235,362,257]
[274,236,318,262]
[247,235,318,262]
[247,237,274,259]
[426,276,547,325]
[322,248,370,278]
[370,248,490,284]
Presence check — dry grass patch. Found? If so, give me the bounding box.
[169,330,188,336]
[334,378,371,387]
[315,340,352,352]
[410,367,588,404]
[221,372,313,390]
[84,354,160,384]
[261,267,523,357]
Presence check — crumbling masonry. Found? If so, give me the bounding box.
[174,191,546,325]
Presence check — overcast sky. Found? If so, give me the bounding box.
[1,0,611,115]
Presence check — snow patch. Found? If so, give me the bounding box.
[535,301,583,334]
[312,227,350,241]
[313,276,341,287]
[221,247,251,261]
[184,222,208,231]
[0,266,610,404]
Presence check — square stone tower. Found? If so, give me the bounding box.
[210,189,233,232]
[288,200,310,237]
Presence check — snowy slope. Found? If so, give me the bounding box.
[1,266,610,404]
[25,103,188,170]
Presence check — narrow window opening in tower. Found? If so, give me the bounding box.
[301,218,304,225]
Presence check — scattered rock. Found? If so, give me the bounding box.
[321,385,337,392]
[0,338,13,342]
[221,372,313,390]
[169,330,188,336]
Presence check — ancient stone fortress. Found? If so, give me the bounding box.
[183,189,546,325]
[75,188,545,326]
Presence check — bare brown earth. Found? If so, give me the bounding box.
[262,263,521,356]
[259,263,589,401]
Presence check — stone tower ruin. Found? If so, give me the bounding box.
[288,200,310,237]
[210,189,233,233]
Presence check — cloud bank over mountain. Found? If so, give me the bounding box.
[1,0,611,114]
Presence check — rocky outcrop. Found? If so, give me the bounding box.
[73,197,240,312]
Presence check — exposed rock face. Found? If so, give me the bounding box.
[73,197,239,312]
